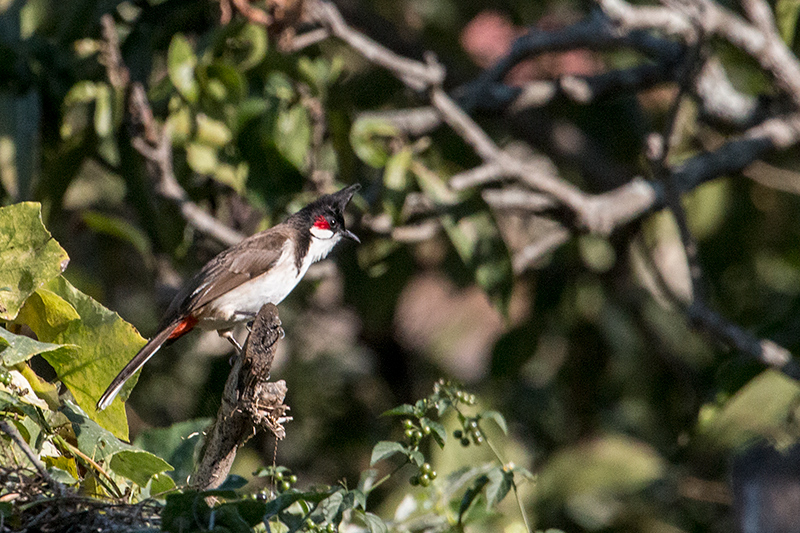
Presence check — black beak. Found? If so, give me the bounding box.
[341,228,360,243]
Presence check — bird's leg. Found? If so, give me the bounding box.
[219,328,243,356]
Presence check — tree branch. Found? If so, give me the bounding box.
[192,303,290,490]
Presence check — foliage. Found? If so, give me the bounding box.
[3,0,800,531]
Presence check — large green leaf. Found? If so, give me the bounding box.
[61,401,132,461]
[109,449,174,487]
[0,202,69,321]
[0,325,68,366]
[537,434,665,528]
[697,369,800,449]
[20,277,146,440]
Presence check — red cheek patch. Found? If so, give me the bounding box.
[314,216,331,230]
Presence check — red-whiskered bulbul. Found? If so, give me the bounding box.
[97,184,361,411]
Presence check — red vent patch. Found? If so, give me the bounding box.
[314,215,331,230]
[169,315,199,340]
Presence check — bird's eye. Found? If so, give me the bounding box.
[328,218,337,227]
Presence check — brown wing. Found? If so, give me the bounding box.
[160,228,290,325]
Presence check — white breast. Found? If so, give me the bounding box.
[196,234,341,330]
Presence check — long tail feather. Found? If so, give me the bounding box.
[96,321,182,411]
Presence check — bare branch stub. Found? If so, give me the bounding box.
[192,303,290,490]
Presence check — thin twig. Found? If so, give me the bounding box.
[99,16,246,249]
[647,30,708,302]
[0,421,64,497]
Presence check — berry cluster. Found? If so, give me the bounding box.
[453,418,483,447]
[273,469,298,493]
[409,462,437,487]
[0,369,11,386]
[402,418,431,445]
[303,518,337,532]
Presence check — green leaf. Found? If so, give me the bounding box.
[321,489,345,523]
[162,491,206,533]
[485,466,513,509]
[413,166,513,314]
[357,469,378,500]
[229,23,268,71]
[263,488,335,519]
[82,211,153,266]
[134,418,212,485]
[480,410,508,435]
[217,475,249,490]
[274,104,311,171]
[15,288,79,341]
[381,404,415,417]
[168,34,199,103]
[61,401,132,461]
[698,369,800,449]
[0,390,50,429]
[355,510,388,533]
[384,148,411,192]
[149,472,177,494]
[0,202,69,321]
[537,434,665,511]
[350,118,398,168]
[200,62,248,103]
[25,277,146,440]
[420,417,447,448]
[196,114,233,147]
[0,326,67,366]
[458,474,489,524]
[370,441,406,466]
[93,83,113,137]
[109,449,174,487]
[186,142,219,174]
[777,0,800,45]
[408,449,424,466]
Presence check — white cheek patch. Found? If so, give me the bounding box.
[310,226,335,239]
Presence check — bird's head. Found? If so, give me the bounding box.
[299,184,361,243]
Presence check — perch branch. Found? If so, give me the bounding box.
[192,303,291,490]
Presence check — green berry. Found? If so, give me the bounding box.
[280,481,291,492]
[274,471,284,482]
[326,524,336,533]
[419,473,431,487]
[422,425,431,435]
[288,474,298,484]
[473,434,484,445]
[403,419,415,429]
[413,430,423,441]
[0,370,11,386]
[468,419,479,430]
[421,463,433,475]
[305,518,315,530]
[404,428,415,439]
[429,470,437,480]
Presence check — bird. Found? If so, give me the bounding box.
[97,184,361,411]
